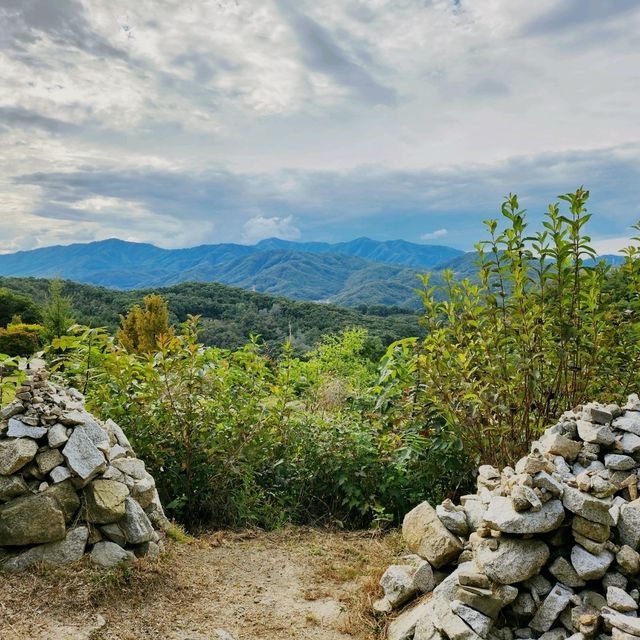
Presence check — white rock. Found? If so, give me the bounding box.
[607,587,638,612]
[90,541,135,568]
[562,486,614,525]
[605,454,637,471]
[2,526,88,572]
[484,496,564,534]
[120,497,155,544]
[7,418,47,439]
[50,465,72,484]
[475,537,549,584]
[380,565,418,607]
[619,500,640,549]
[62,426,107,480]
[530,583,574,633]
[613,414,640,437]
[47,423,69,448]
[571,545,614,580]
[577,420,616,446]
[451,600,493,637]
[402,501,463,568]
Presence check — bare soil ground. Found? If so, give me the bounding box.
[0,528,401,640]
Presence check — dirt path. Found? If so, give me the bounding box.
[0,528,398,640]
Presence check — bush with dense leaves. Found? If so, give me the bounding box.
[379,189,640,467]
[49,323,468,529]
[0,323,43,357]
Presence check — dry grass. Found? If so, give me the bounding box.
[0,527,400,640]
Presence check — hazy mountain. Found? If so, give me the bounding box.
[0,237,462,307]
[255,237,461,267]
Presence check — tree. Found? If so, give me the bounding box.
[42,279,75,342]
[117,294,174,353]
[0,288,41,327]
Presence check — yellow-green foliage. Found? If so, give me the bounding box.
[379,189,640,466]
[117,294,174,353]
[0,322,44,357]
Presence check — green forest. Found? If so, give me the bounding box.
[0,276,422,356]
[1,190,639,533]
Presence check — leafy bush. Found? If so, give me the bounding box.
[42,188,638,530]
[380,189,640,467]
[49,321,467,529]
[0,354,25,405]
[0,288,41,327]
[0,323,43,357]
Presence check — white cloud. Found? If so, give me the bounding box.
[0,1,640,250]
[591,235,640,256]
[421,228,448,241]
[242,215,301,244]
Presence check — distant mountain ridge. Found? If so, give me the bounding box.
[0,238,623,308]
[0,237,463,308]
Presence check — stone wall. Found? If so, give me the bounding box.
[378,395,640,640]
[0,367,168,572]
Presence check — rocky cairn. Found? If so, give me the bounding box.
[378,395,640,640]
[0,368,167,572]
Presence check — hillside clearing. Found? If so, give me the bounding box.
[0,528,400,640]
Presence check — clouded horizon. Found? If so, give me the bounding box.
[1,0,639,254]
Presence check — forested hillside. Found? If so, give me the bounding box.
[0,276,423,353]
[0,237,459,307]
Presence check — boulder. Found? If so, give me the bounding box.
[0,475,28,502]
[618,500,640,549]
[388,595,434,640]
[90,541,135,568]
[605,454,637,471]
[0,438,38,475]
[607,587,638,613]
[50,465,71,484]
[62,427,106,480]
[484,496,565,534]
[47,423,69,448]
[7,418,47,439]
[44,480,81,522]
[571,545,614,580]
[613,414,640,437]
[539,432,582,461]
[530,583,574,633]
[84,479,129,524]
[572,514,610,542]
[403,501,463,568]
[35,448,64,475]
[120,497,155,544]
[380,565,418,607]
[577,420,616,446]
[450,600,493,637]
[548,556,586,588]
[2,526,88,572]
[616,546,640,576]
[0,494,66,545]
[475,537,549,584]
[562,486,614,525]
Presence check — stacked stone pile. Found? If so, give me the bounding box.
[379,395,640,640]
[0,367,168,572]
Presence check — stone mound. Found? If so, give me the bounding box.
[379,395,640,640]
[0,367,168,572]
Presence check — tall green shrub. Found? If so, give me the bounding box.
[380,189,640,466]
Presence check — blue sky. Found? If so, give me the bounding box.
[0,0,639,253]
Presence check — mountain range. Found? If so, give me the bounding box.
[0,237,624,308]
[0,237,464,308]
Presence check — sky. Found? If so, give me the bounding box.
[1,0,639,254]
